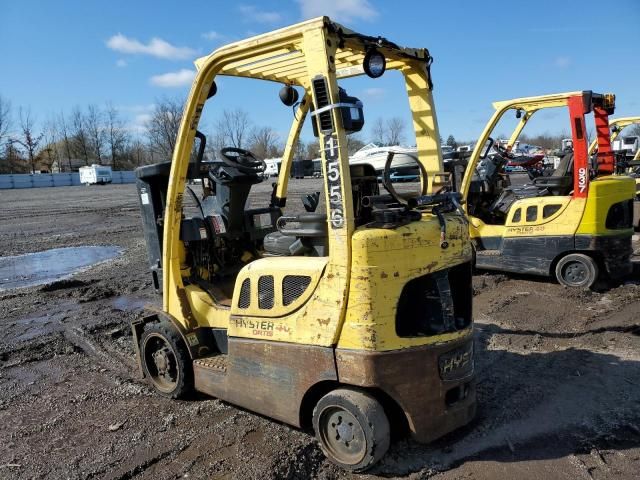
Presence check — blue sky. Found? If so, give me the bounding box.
[1,0,639,145]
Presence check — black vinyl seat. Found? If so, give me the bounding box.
[530,153,574,196]
[263,213,327,256]
[489,154,574,216]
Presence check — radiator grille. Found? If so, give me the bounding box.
[238,278,251,308]
[258,275,274,309]
[282,275,311,306]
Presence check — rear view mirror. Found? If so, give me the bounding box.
[480,137,494,159]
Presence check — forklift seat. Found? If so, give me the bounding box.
[263,213,327,256]
[531,153,574,196]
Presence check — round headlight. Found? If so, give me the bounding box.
[363,49,386,78]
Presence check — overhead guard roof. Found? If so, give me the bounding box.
[194,16,429,86]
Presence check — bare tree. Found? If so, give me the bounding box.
[216,109,251,148]
[105,103,129,170]
[15,108,44,174]
[249,126,279,158]
[40,118,60,172]
[71,107,91,165]
[127,139,148,167]
[0,95,11,152]
[372,117,385,145]
[386,117,405,145]
[146,97,183,160]
[305,140,320,159]
[58,112,74,171]
[346,133,365,155]
[86,104,105,163]
[629,124,640,137]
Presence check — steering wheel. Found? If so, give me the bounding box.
[382,151,428,206]
[220,147,266,175]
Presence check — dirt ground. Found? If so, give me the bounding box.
[1,182,639,480]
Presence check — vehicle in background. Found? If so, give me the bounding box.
[79,164,112,185]
[263,158,280,177]
[349,142,419,173]
[460,91,635,288]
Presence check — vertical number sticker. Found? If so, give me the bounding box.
[577,166,588,194]
[323,135,344,229]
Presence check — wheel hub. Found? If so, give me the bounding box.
[152,348,172,376]
[144,335,179,391]
[565,262,587,283]
[320,407,365,464]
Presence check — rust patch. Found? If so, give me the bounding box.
[393,271,400,277]
[380,271,388,279]
[317,317,331,326]
[335,336,476,443]
[176,287,197,328]
[194,338,337,428]
[423,261,438,273]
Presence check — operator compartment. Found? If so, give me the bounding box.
[135,140,282,303]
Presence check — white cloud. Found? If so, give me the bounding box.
[106,33,196,60]
[364,87,385,98]
[239,5,282,23]
[554,56,571,68]
[150,69,196,87]
[116,59,127,68]
[130,113,153,133]
[201,30,222,41]
[297,0,379,22]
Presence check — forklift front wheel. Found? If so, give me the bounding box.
[555,253,599,289]
[312,388,390,472]
[140,321,193,398]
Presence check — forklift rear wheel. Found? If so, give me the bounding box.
[555,253,599,288]
[312,388,390,472]
[140,321,193,398]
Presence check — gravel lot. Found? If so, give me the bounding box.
[1,182,639,479]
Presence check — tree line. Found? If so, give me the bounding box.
[0,94,409,174]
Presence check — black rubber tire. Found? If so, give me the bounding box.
[139,321,193,399]
[312,387,390,472]
[555,253,599,289]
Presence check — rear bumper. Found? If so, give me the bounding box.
[335,335,476,443]
[575,233,633,278]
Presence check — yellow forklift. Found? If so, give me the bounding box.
[589,116,640,230]
[459,91,635,288]
[132,17,475,471]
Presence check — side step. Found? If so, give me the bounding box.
[193,354,228,399]
[194,354,228,373]
[476,249,501,256]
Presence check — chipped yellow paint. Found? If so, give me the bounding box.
[339,215,473,351]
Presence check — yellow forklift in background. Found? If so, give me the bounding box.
[132,17,475,471]
[589,116,640,230]
[459,91,635,288]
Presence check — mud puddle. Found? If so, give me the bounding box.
[0,246,121,291]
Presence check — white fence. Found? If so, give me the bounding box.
[0,171,136,189]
